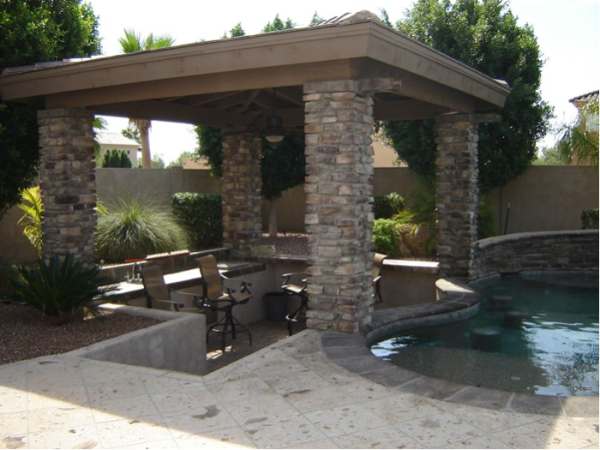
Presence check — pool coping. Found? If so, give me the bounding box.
[321,278,598,418]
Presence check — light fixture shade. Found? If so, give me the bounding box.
[265,134,284,144]
[265,113,284,144]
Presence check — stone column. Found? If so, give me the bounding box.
[303,80,375,334]
[38,108,96,264]
[435,113,479,278]
[221,131,262,257]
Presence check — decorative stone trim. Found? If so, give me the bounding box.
[434,113,479,279]
[472,229,599,280]
[38,108,96,264]
[221,132,262,257]
[303,79,375,333]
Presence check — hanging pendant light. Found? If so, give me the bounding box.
[264,113,284,144]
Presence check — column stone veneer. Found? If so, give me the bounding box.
[221,131,262,257]
[38,108,96,264]
[435,113,479,278]
[303,80,375,334]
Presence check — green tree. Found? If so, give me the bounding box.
[309,12,324,26]
[101,149,132,168]
[167,151,196,168]
[384,0,551,192]
[533,146,566,166]
[262,14,294,32]
[0,0,101,218]
[118,29,174,169]
[229,23,245,38]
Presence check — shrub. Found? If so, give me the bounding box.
[10,255,103,324]
[172,193,223,249]
[373,219,399,256]
[96,199,187,263]
[373,192,405,219]
[17,186,43,256]
[101,149,132,168]
[582,209,599,229]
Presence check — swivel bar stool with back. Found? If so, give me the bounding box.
[196,255,253,351]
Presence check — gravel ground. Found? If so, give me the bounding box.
[0,302,161,365]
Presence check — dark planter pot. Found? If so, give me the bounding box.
[263,292,288,322]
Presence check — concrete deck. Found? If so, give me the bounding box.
[0,330,597,449]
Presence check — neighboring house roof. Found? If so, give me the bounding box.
[569,90,599,105]
[96,131,140,148]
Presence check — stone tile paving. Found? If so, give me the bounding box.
[0,329,598,449]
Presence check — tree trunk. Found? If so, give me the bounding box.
[268,198,279,238]
[135,119,152,169]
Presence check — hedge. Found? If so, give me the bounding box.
[172,193,222,249]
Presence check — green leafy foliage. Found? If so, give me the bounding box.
[384,0,551,192]
[10,255,103,323]
[478,195,497,239]
[0,0,101,218]
[101,149,132,168]
[196,125,224,176]
[172,193,223,249]
[96,199,187,263]
[557,98,599,166]
[118,29,174,53]
[261,135,305,200]
[373,219,399,256]
[262,14,294,32]
[17,186,43,256]
[373,193,405,219]
[581,209,599,229]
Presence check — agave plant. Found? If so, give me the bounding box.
[96,199,187,263]
[17,186,44,256]
[10,255,103,324]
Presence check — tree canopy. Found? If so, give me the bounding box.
[384,0,551,192]
[0,0,101,217]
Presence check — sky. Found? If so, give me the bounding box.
[88,0,599,164]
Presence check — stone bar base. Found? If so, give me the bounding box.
[221,132,262,257]
[435,113,479,278]
[303,80,375,333]
[38,108,96,264]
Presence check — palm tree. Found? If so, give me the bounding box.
[118,29,175,168]
[558,98,599,166]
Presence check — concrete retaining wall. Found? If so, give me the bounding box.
[472,229,599,280]
[71,305,207,374]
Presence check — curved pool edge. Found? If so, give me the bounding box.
[320,277,598,418]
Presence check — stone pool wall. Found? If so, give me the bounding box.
[472,230,599,280]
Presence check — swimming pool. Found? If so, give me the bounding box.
[371,272,599,396]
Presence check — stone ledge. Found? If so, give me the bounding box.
[475,229,599,250]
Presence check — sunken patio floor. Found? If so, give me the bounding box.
[0,329,597,449]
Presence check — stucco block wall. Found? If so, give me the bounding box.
[1,166,597,265]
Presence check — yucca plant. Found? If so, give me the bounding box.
[96,199,187,263]
[17,186,43,256]
[10,255,103,324]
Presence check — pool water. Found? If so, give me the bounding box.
[371,273,599,396]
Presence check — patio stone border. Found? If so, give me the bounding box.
[67,304,207,375]
[320,278,598,418]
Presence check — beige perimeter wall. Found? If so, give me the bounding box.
[1,166,597,264]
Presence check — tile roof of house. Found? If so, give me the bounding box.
[569,90,599,104]
[96,131,141,147]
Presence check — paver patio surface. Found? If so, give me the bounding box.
[0,330,598,449]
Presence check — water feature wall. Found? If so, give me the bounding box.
[472,230,599,280]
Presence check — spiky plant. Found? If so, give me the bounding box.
[10,255,103,324]
[96,199,187,263]
[558,99,599,166]
[17,186,43,256]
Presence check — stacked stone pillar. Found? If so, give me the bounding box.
[303,80,375,333]
[37,108,96,264]
[221,131,263,257]
[434,113,479,278]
